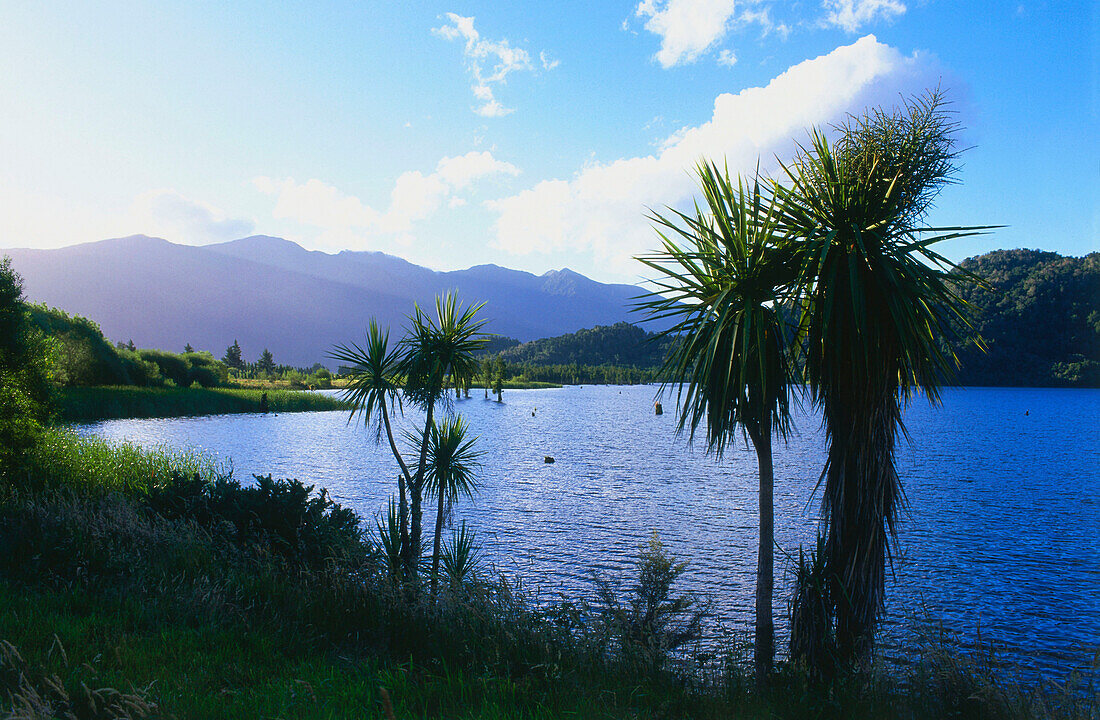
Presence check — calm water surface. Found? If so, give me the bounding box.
[76,386,1100,679]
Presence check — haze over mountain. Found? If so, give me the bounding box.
[3,235,647,366]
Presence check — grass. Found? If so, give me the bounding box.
[1,434,1096,719]
[23,428,224,494]
[58,385,349,422]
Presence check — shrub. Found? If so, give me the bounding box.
[146,472,364,566]
[594,532,709,675]
[138,349,190,387]
[0,258,55,478]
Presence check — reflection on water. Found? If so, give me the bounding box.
[77,385,1100,679]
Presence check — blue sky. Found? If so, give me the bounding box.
[1,1,1095,283]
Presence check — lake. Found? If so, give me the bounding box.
[75,385,1100,680]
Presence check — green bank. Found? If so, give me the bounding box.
[58,386,348,422]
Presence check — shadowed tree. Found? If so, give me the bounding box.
[222,340,244,370]
[420,414,481,599]
[776,90,988,667]
[397,293,488,580]
[257,348,275,376]
[330,320,414,576]
[637,162,797,685]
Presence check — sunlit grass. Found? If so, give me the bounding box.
[27,427,225,494]
[58,385,349,422]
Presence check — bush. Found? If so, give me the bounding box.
[138,349,190,387]
[594,532,709,674]
[0,258,54,478]
[146,472,364,566]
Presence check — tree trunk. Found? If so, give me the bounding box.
[430,487,446,599]
[408,401,435,582]
[381,404,412,571]
[750,424,775,687]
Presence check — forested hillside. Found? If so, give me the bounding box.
[492,251,1099,388]
[497,322,670,367]
[953,250,1099,387]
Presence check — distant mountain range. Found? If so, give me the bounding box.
[2,235,646,366]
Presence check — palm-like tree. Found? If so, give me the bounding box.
[637,161,797,683]
[330,320,413,573]
[422,415,482,599]
[775,91,987,665]
[397,293,488,580]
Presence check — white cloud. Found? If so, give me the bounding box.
[433,13,553,117]
[822,0,905,32]
[633,0,782,68]
[254,151,518,243]
[540,50,560,71]
[0,181,255,248]
[129,189,255,243]
[717,48,738,66]
[635,0,741,67]
[487,36,932,276]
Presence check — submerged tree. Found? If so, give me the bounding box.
[637,162,797,684]
[776,90,987,666]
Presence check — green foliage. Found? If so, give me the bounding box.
[953,249,1100,387]
[28,428,224,494]
[595,533,708,675]
[0,432,1093,719]
[257,347,276,375]
[146,472,364,566]
[222,339,244,369]
[183,351,227,387]
[422,414,481,597]
[0,258,55,478]
[27,304,133,386]
[139,348,191,386]
[775,90,987,665]
[57,386,346,422]
[498,321,672,368]
[638,162,797,456]
[440,521,483,589]
[371,497,403,580]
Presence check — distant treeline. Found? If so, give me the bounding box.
[482,250,1098,388]
[32,249,1098,390]
[30,305,333,390]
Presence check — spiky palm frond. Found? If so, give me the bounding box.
[424,414,481,514]
[330,320,404,444]
[397,293,489,411]
[774,90,992,663]
[636,161,798,456]
[441,520,483,588]
[423,414,482,599]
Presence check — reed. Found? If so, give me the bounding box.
[27,428,223,494]
[58,385,348,421]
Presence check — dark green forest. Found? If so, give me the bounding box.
[487,250,1099,388]
[953,249,1099,387]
